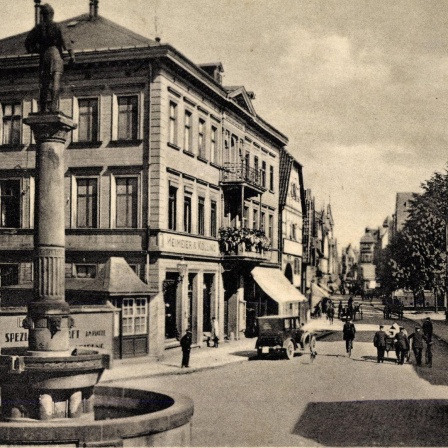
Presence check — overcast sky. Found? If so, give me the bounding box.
[2,0,448,250]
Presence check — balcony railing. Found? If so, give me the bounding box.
[220,163,266,191]
[219,227,271,258]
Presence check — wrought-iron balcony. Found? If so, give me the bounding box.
[219,227,271,260]
[220,162,266,194]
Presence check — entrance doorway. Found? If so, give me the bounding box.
[163,272,178,340]
[203,274,214,332]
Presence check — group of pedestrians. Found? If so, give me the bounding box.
[372,317,433,366]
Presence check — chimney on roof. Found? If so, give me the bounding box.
[34,0,41,25]
[89,0,99,19]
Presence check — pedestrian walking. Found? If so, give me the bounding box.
[180,328,192,368]
[342,318,356,354]
[327,306,335,324]
[337,300,343,319]
[211,316,220,348]
[394,327,409,365]
[408,327,425,366]
[373,325,387,363]
[422,317,433,342]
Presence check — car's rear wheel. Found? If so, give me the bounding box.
[309,335,316,352]
[284,340,295,360]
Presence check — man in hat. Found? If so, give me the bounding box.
[180,328,192,368]
[394,327,410,365]
[25,3,75,112]
[408,326,425,366]
[373,325,387,363]
[342,318,356,354]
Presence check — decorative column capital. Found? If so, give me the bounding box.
[24,112,77,144]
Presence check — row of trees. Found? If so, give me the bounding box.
[378,169,448,305]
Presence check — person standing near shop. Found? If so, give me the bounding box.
[373,325,387,363]
[180,328,192,368]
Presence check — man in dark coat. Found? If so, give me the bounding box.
[342,318,356,353]
[422,317,433,342]
[180,328,192,368]
[408,327,426,366]
[394,327,410,365]
[373,325,387,363]
[25,3,75,112]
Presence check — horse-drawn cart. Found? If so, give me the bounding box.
[340,303,363,321]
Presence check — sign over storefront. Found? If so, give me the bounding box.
[151,232,220,257]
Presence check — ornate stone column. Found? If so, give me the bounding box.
[24,112,76,355]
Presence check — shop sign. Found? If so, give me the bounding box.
[153,232,219,256]
[0,312,114,352]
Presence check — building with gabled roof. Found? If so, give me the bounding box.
[0,0,287,357]
[278,149,306,296]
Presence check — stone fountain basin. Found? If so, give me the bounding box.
[0,347,110,389]
[0,386,194,446]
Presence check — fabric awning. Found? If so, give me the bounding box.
[251,267,308,304]
[311,283,330,307]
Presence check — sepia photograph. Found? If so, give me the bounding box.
[0,0,447,446]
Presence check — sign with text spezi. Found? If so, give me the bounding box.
[0,311,114,352]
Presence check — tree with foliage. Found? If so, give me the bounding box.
[382,170,448,307]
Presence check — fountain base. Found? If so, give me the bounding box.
[0,386,194,446]
[0,348,109,421]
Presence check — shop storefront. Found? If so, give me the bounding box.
[150,231,224,350]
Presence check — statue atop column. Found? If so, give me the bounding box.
[25,3,75,113]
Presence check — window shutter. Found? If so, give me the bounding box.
[110,174,116,228]
[112,94,118,141]
[72,96,79,142]
[0,102,3,145]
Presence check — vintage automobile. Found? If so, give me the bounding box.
[255,315,316,360]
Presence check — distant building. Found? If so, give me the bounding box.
[340,244,358,294]
[302,191,338,294]
[393,192,415,234]
[358,220,390,292]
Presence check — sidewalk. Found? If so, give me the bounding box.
[100,337,258,383]
[100,320,335,384]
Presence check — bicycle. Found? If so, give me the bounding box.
[425,341,433,368]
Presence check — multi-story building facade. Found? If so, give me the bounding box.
[0,1,291,357]
[340,244,359,294]
[278,149,305,291]
[302,189,339,298]
[358,221,390,292]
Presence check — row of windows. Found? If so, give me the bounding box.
[0,176,138,229]
[242,206,274,240]
[1,95,139,146]
[168,186,218,237]
[169,102,276,192]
